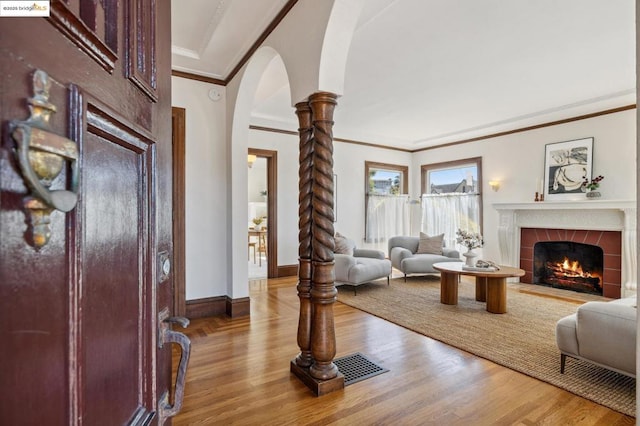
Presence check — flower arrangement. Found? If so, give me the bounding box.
[252,217,263,226]
[456,228,483,250]
[582,175,604,191]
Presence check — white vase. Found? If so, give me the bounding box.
[254,223,263,231]
[463,248,478,267]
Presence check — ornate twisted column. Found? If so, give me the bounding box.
[290,92,343,394]
[308,92,338,381]
[294,101,314,368]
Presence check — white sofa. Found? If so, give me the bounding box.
[555,296,637,378]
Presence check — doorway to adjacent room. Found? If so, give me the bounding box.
[248,148,278,278]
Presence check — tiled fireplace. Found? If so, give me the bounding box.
[494,200,636,298]
[520,227,620,297]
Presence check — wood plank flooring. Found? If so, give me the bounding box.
[173,276,634,425]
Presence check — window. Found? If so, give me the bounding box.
[366,162,408,195]
[364,162,409,248]
[420,157,483,247]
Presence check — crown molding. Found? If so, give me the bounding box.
[250,104,636,153]
[171,0,299,86]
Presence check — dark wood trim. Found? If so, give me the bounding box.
[336,136,412,152]
[185,296,251,319]
[415,104,637,153]
[171,0,299,85]
[249,148,278,279]
[226,297,251,317]
[126,0,158,102]
[171,107,186,317]
[420,156,484,234]
[171,70,226,86]
[227,0,299,82]
[251,105,636,154]
[249,125,297,136]
[277,264,298,277]
[249,125,412,152]
[185,296,227,319]
[49,1,117,73]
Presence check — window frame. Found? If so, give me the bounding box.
[365,161,408,195]
[420,156,483,234]
[364,161,409,240]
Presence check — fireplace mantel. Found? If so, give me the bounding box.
[494,200,635,212]
[493,200,636,297]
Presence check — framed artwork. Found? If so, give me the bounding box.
[543,137,593,201]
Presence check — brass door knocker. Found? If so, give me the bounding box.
[9,69,78,249]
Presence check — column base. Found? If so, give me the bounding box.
[290,359,345,396]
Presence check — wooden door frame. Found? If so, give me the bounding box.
[172,107,186,316]
[248,148,278,278]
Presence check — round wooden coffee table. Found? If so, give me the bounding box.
[433,262,525,314]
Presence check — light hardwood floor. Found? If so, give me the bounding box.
[173,276,634,425]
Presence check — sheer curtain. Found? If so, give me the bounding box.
[421,193,480,248]
[365,194,410,253]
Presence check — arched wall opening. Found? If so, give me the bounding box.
[227,47,291,300]
[225,0,365,306]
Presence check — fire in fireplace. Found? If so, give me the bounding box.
[533,241,603,295]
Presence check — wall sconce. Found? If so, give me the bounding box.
[247,154,257,168]
[489,180,501,192]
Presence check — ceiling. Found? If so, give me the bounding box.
[171,0,636,150]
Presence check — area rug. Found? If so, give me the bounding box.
[336,276,636,417]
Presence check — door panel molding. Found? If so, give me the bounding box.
[86,100,154,151]
[127,0,158,101]
[50,1,117,72]
[80,95,156,423]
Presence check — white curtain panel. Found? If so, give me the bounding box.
[365,194,410,252]
[421,193,480,249]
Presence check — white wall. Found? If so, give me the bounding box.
[333,142,412,248]
[171,77,228,300]
[412,109,637,263]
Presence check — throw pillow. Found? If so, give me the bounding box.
[416,232,444,255]
[334,232,356,255]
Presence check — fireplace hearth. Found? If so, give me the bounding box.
[533,241,603,295]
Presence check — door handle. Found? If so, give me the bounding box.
[8,69,79,248]
[157,308,191,424]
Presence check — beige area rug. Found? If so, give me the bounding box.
[336,276,636,417]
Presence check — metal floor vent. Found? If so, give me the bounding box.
[334,352,389,386]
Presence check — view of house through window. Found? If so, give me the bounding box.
[364,162,409,249]
[420,157,483,248]
[426,164,478,194]
[367,165,406,195]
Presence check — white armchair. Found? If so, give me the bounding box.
[333,233,391,295]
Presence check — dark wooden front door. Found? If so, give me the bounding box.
[0,2,176,425]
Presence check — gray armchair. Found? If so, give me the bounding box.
[334,248,392,295]
[388,235,461,281]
